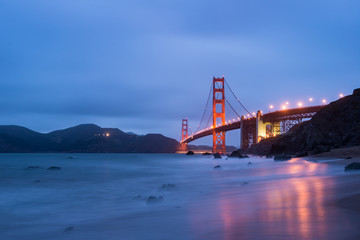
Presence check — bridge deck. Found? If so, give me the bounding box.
[182,105,325,144]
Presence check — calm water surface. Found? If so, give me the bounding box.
[0,153,359,240]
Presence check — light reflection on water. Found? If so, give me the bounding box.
[190,158,360,240]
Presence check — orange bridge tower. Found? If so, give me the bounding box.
[180,118,188,151]
[212,77,226,153]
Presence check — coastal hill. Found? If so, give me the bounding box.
[0,124,180,153]
[249,88,360,155]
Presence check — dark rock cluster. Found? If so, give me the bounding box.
[228,150,249,158]
[186,151,194,155]
[273,154,292,161]
[202,152,212,155]
[213,153,222,159]
[345,162,360,171]
[47,166,61,170]
[26,166,42,169]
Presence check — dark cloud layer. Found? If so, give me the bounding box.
[0,0,359,146]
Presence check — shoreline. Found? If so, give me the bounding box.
[309,145,360,166]
[307,146,360,217]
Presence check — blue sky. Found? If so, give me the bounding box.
[0,0,359,146]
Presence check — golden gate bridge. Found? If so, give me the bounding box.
[180,77,326,153]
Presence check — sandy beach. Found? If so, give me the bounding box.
[311,146,360,166]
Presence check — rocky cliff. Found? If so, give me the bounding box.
[249,88,360,155]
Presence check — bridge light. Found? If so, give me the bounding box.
[285,101,289,105]
[309,97,313,102]
[237,117,240,120]
[281,105,287,110]
[269,105,274,109]
[233,119,235,121]
[339,93,344,98]
[252,112,256,116]
[322,99,327,104]
[297,102,303,107]
[247,114,250,117]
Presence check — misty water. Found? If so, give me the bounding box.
[1,154,360,240]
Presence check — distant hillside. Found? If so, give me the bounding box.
[0,124,179,153]
[249,88,360,155]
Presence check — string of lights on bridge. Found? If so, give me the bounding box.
[186,92,345,138]
[269,93,344,111]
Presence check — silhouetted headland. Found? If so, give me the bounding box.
[0,124,180,153]
[248,88,360,156]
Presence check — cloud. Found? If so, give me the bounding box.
[0,0,359,144]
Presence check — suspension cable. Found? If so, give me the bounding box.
[195,82,213,133]
[225,98,241,118]
[205,110,213,129]
[224,79,253,116]
[188,127,194,136]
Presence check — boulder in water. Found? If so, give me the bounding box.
[47,166,61,170]
[202,152,211,156]
[229,150,249,158]
[229,150,242,158]
[274,154,292,161]
[214,165,221,169]
[146,196,164,204]
[345,162,360,171]
[213,153,221,159]
[186,151,194,155]
[26,166,42,169]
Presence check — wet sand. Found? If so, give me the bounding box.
[309,146,360,223]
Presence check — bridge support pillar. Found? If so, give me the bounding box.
[240,116,245,149]
[256,110,267,144]
[180,119,188,151]
[241,115,256,150]
[212,77,226,154]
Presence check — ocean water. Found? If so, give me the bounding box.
[1,153,360,240]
